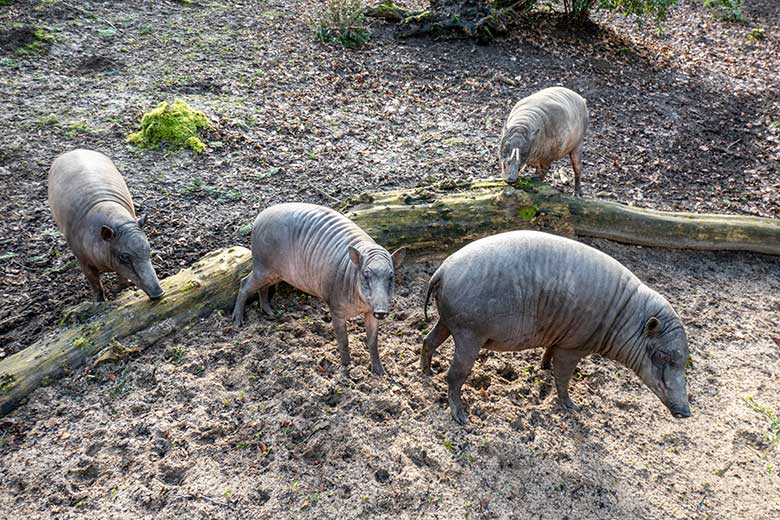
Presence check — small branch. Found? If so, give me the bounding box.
[172,493,236,510]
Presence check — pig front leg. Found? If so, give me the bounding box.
[552,348,586,412]
[332,315,351,369]
[80,260,106,302]
[364,312,386,376]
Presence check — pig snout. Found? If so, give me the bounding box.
[148,287,164,300]
[503,160,520,184]
[134,260,164,301]
[370,295,390,319]
[670,403,692,418]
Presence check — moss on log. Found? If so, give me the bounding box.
[0,247,251,416]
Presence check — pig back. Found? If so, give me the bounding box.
[253,203,374,307]
[48,149,135,235]
[435,231,641,351]
[506,87,588,157]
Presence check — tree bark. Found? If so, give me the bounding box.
[2,180,779,416]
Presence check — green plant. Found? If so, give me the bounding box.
[14,28,54,56]
[748,27,765,42]
[164,344,187,364]
[744,396,780,452]
[703,0,744,22]
[314,0,370,48]
[562,0,678,24]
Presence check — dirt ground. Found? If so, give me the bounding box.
[0,0,779,518]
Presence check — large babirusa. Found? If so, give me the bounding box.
[48,149,164,302]
[233,203,405,376]
[421,230,691,425]
[499,86,588,196]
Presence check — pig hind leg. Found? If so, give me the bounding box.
[447,330,483,425]
[541,346,553,370]
[421,320,451,376]
[552,348,586,412]
[233,263,277,325]
[570,142,584,197]
[80,260,106,302]
[535,163,550,181]
[259,284,276,315]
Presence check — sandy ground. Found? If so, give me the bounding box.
[1,242,779,519]
[0,0,779,518]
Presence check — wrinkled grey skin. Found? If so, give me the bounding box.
[48,149,164,302]
[233,203,406,376]
[422,230,691,425]
[500,86,588,196]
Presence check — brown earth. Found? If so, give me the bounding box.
[0,0,779,518]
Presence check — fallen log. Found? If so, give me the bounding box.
[2,180,779,416]
[0,246,252,416]
[342,179,780,255]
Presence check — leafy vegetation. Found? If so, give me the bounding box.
[561,0,678,24]
[744,396,780,452]
[703,0,744,22]
[314,0,370,48]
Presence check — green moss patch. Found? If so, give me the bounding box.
[127,99,210,153]
[0,26,53,56]
[518,204,539,221]
[72,337,91,349]
[0,374,14,394]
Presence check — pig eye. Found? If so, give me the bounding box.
[118,253,131,264]
[651,350,671,365]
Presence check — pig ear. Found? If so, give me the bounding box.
[348,246,362,266]
[100,225,115,241]
[391,247,406,269]
[137,214,147,228]
[645,317,660,336]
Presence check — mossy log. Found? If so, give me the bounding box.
[2,180,779,416]
[0,247,252,416]
[342,179,780,255]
